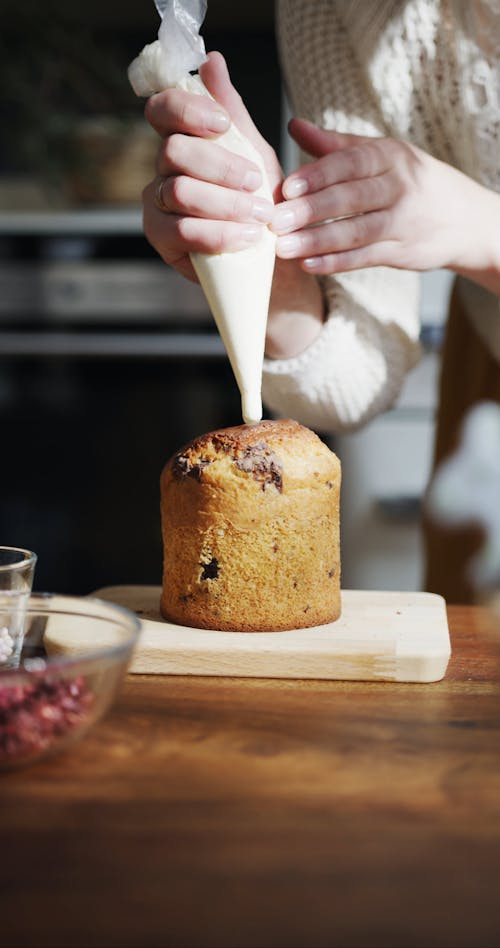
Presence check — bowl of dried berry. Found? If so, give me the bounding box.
[0,593,141,769]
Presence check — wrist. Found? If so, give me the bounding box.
[265,259,325,359]
[451,186,500,296]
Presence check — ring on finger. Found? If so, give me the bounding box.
[154,176,169,213]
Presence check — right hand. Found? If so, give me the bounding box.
[142,51,282,281]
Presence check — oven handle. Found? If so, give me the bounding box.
[0,331,225,358]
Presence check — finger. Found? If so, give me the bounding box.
[158,134,263,191]
[175,217,266,254]
[275,209,392,259]
[288,117,378,158]
[200,51,283,198]
[282,139,392,200]
[156,175,274,223]
[200,52,270,156]
[143,186,198,280]
[145,86,230,138]
[143,180,266,256]
[272,172,394,234]
[298,241,400,275]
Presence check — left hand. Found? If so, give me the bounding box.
[272,118,500,293]
[142,52,282,282]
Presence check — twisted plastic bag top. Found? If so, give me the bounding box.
[129,0,207,95]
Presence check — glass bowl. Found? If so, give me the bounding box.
[0,593,141,770]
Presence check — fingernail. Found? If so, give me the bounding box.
[242,169,262,191]
[272,207,296,233]
[276,234,301,256]
[303,257,322,269]
[284,177,308,198]
[207,111,230,133]
[242,224,263,242]
[251,198,273,223]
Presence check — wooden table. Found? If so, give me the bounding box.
[1,605,500,948]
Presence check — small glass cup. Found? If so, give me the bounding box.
[0,546,37,669]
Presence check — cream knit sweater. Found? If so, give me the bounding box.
[261,0,500,433]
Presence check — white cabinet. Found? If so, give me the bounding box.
[337,270,454,591]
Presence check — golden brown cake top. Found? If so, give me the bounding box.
[162,419,340,497]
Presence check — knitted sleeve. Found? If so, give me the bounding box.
[262,0,422,433]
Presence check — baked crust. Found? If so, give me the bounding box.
[160,419,341,632]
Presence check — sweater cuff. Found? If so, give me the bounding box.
[262,297,421,434]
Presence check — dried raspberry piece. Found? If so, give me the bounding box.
[0,672,95,764]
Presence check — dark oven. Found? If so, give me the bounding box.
[0,211,243,594]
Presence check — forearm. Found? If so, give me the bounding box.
[265,259,325,359]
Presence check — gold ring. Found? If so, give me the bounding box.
[154,176,168,212]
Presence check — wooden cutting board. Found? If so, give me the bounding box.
[73,585,451,683]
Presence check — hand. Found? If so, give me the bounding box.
[142,51,282,281]
[272,118,500,294]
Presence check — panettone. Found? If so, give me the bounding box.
[160,419,341,632]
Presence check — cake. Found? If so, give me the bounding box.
[160,419,341,632]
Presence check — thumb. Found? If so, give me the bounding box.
[200,51,282,196]
[288,116,376,157]
[200,53,260,146]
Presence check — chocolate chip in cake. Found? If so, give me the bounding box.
[328,566,337,578]
[173,454,212,481]
[233,442,283,493]
[200,557,219,580]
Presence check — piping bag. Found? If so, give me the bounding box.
[128,0,276,425]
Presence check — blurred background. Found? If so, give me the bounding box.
[0,0,452,595]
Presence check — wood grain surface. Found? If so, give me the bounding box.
[1,604,500,948]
